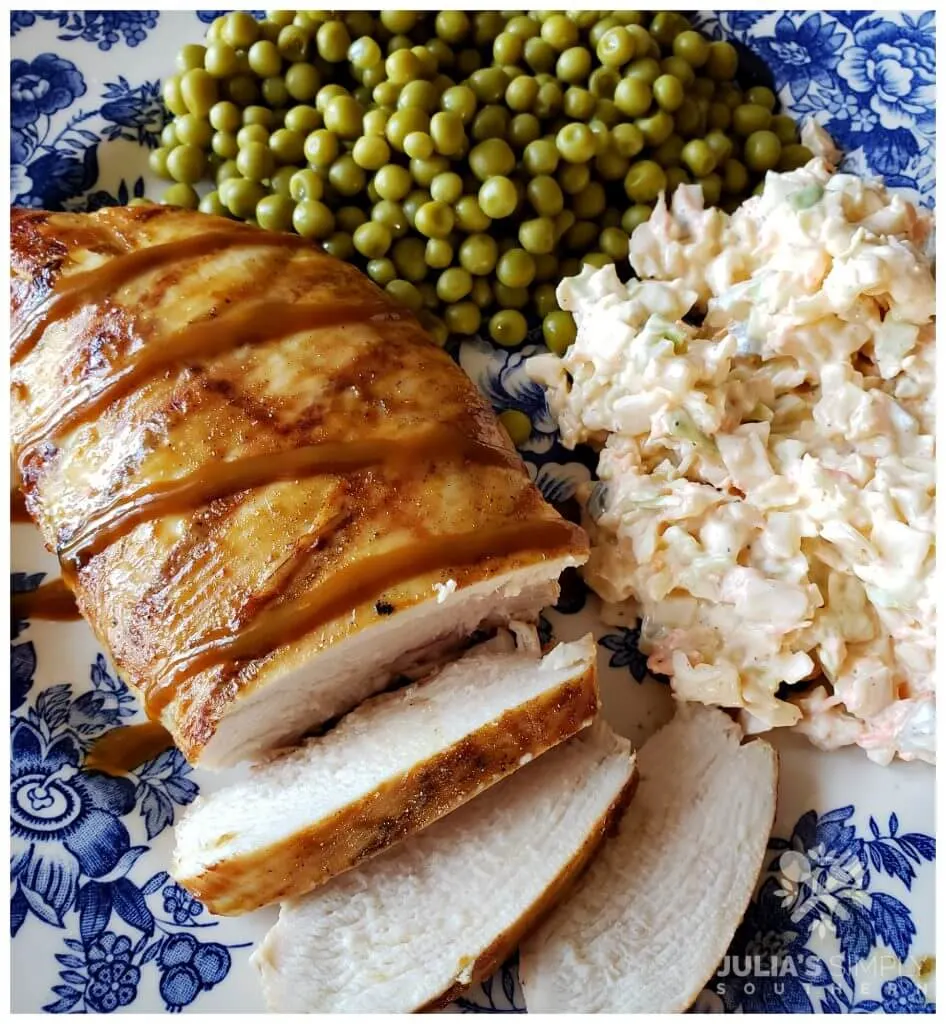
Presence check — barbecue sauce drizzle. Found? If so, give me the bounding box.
[13,219,580,717]
[11,578,81,621]
[85,721,176,776]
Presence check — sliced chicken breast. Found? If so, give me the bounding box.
[251,719,637,1013]
[172,628,599,915]
[519,703,778,1013]
[10,207,587,768]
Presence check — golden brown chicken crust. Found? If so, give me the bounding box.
[174,660,600,915]
[10,206,588,763]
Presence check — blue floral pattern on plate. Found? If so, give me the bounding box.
[9,9,935,1015]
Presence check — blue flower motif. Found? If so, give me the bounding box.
[11,53,86,129]
[157,933,232,1011]
[99,77,165,148]
[838,16,936,133]
[85,932,140,1012]
[162,884,203,926]
[11,11,36,34]
[458,339,560,455]
[598,627,649,682]
[880,976,935,1014]
[38,11,160,50]
[10,719,135,929]
[756,13,847,102]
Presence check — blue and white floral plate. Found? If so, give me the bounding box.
[10,11,936,1015]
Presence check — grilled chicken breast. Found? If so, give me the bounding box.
[10,207,587,767]
[251,719,637,1013]
[519,704,778,1013]
[173,628,599,915]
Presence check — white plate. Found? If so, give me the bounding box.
[11,10,935,1014]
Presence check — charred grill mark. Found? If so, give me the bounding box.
[375,601,395,616]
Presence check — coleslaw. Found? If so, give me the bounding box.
[529,134,935,764]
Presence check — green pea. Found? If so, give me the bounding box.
[436,266,473,302]
[352,221,392,259]
[556,45,592,84]
[328,154,366,197]
[533,283,559,318]
[653,73,685,113]
[414,200,455,239]
[472,104,512,142]
[673,30,710,68]
[400,131,431,160]
[778,144,814,171]
[523,138,560,176]
[562,86,596,121]
[366,257,397,286]
[478,176,518,219]
[392,237,428,281]
[468,277,492,309]
[533,80,564,119]
[197,190,228,217]
[681,139,717,177]
[595,149,630,180]
[148,146,171,178]
[704,130,734,166]
[425,111,464,158]
[696,172,723,205]
[179,68,218,117]
[402,189,431,228]
[553,208,576,241]
[303,128,338,166]
[558,160,591,195]
[652,133,684,167]
[705,40,739,81]
[525,174,563,217]
[611,122,645,159]
[372,80,400,108]
[456,233,497,276]
[386,279,424,311]
[441,302,479,337]
[771,114,799,145]
[167,143,208,183]
[721,158,749,195]
[336,206,368,233]
[506,15,539,40]
[313,19,349,62]
[419,237,450,270]
[589,66,620,99]
[624,160,667,203]
[518,217,556,255]
[454,195,492,232]
[493,282,529,309]
[220,177,266,219]
[541,310,576,355]
[208,101,241,134]
[747,85,777,111]
[385,108,430,152]
[489,309,528,347]
[351,135,390,171]
[467,138,514,181]
[398,80,440,114]
[204,42,240,79]
[665,166,691,192]
[733,103,773,136]
[440,85,477,125]
[224,74,259,107]
[744,129,782,172]
[614,76,651,118]
[177,43,206,72]
[496,248,536,289]
[322,95,361,138]
[649,11,688,47]
[410,154,450,187]
[371,200,409,238]
[435,10,470,44]
[595,96,622,127]
[637,109,675,147]
[265,127,302,164]
[243,104,275,128]
[596,26,635,68]
[362,108,389,137]
[379,10,418,33]
[373,164,413,201]
[253,193,292,232]
[673,98,703,138]
[162,183,200,209]
[348,34,382,70]
[174,113,212,148]
[497,409,530,447]
[597,226,628,260]
[540,13,579,51]
[625,57,661,85]
[215,158,240,186]
[524,36,557,73]
[286,169,321,203]
[221,11,260,49]
[505,74,539,113]
[555,123,596,163]
[707,101,732,131]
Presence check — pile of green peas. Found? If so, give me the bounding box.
[153,10,811,365]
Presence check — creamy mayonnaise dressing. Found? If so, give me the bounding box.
[529,137,935,765]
